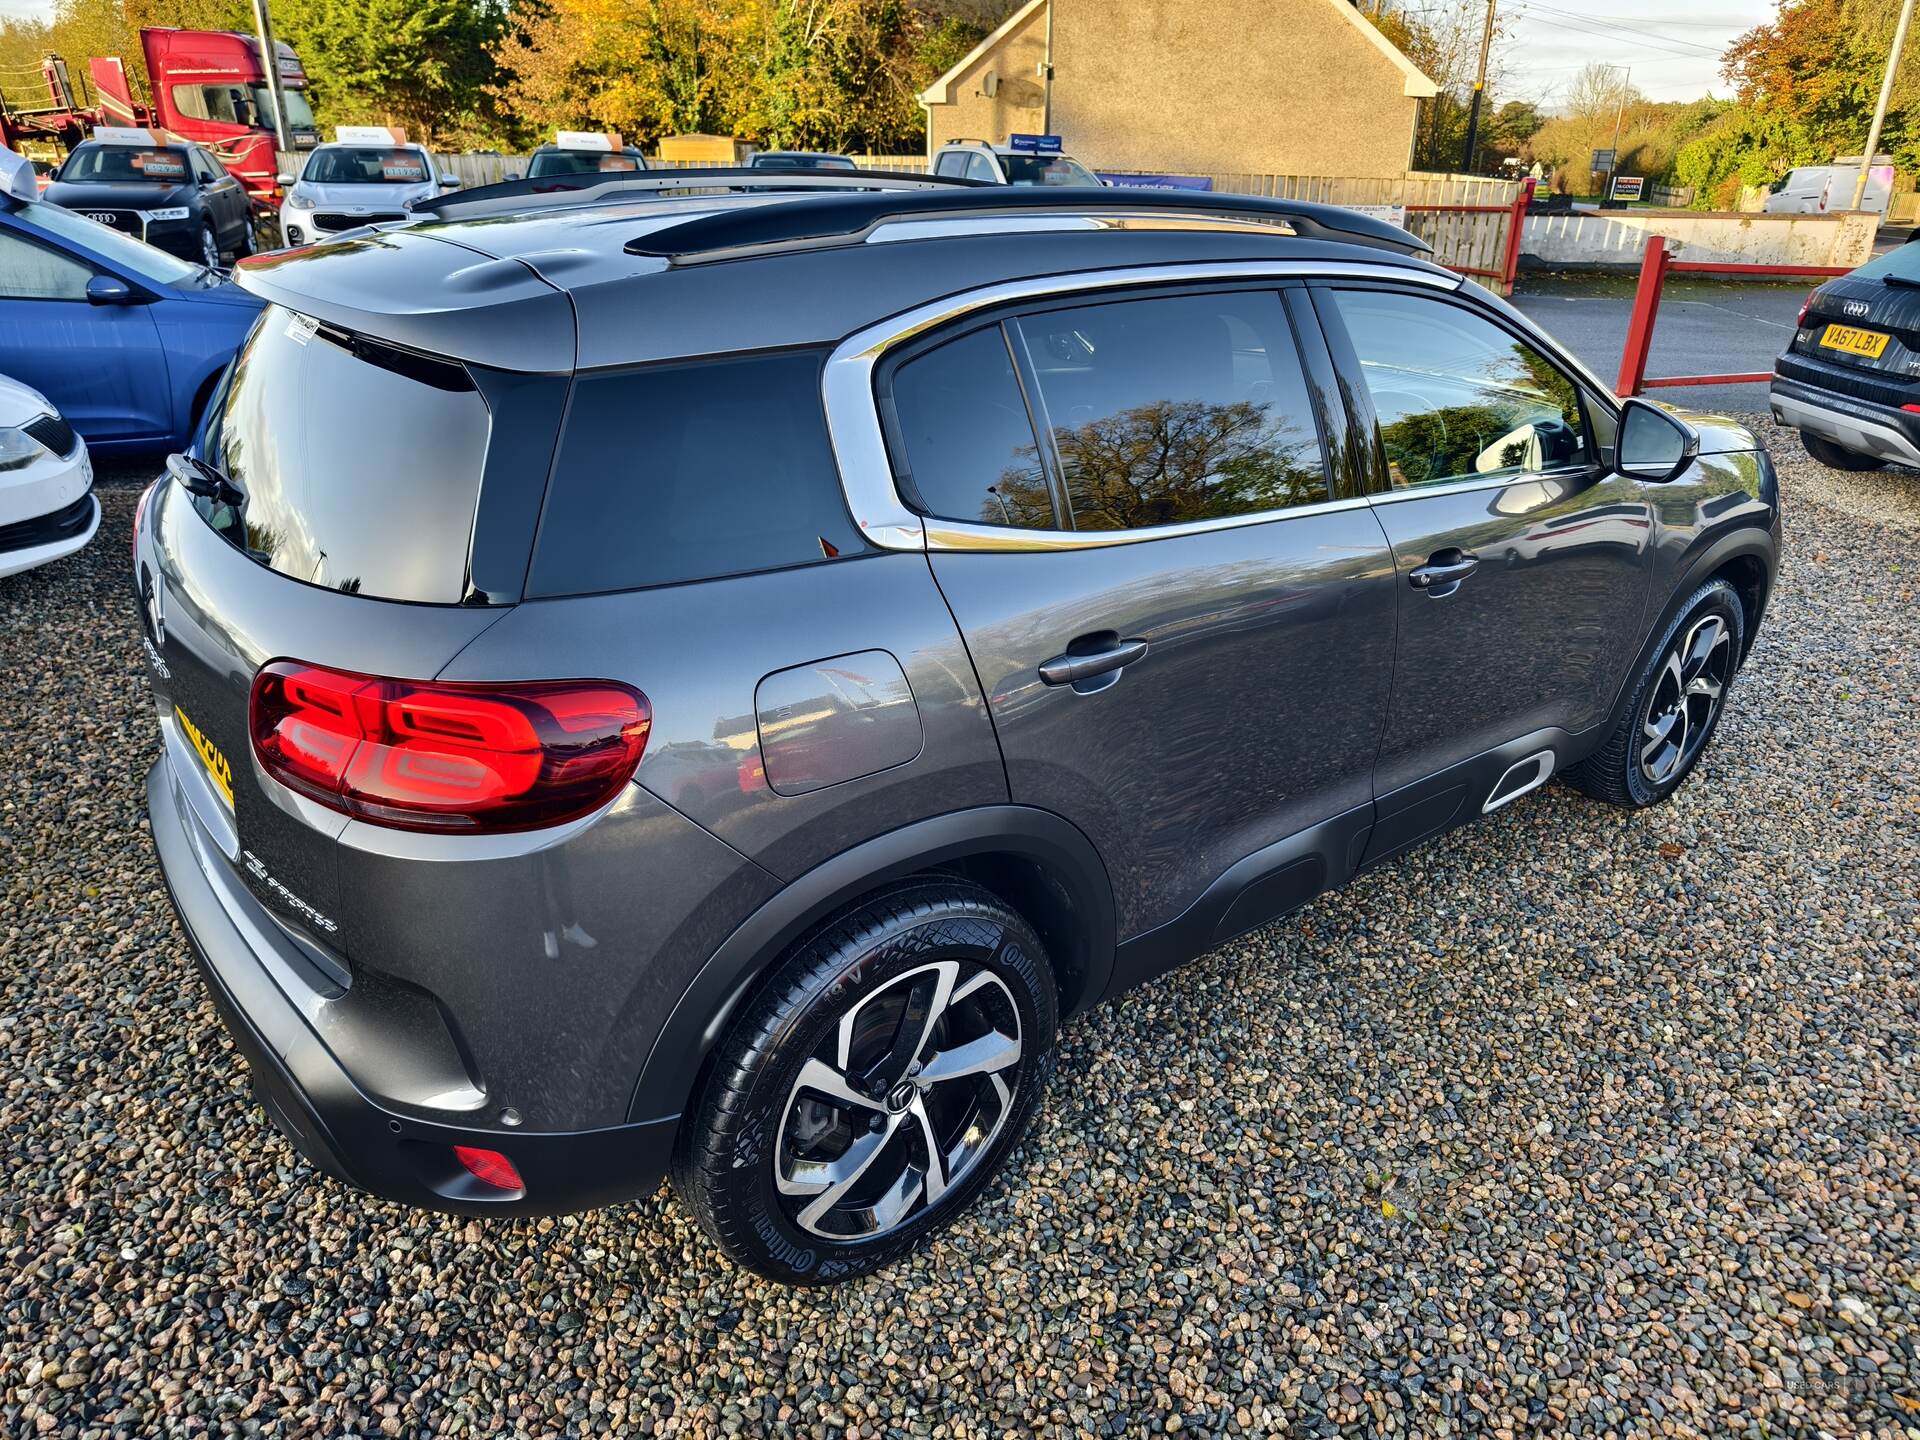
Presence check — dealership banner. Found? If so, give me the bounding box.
[1098,172,1214,191]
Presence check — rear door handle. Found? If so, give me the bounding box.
[1409,550,1479,595]
[1039,638,1149,688]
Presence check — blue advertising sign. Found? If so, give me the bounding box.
[1096,172,1215,192]
[1008,133,1064,154]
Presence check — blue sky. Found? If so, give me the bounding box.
[1500,0,1777,104]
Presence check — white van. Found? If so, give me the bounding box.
[1763,164,1893,215]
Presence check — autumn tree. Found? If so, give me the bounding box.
[490,0,985,153]
[1369,0,1515,173]
[1724,0,1918,171]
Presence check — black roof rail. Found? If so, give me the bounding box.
[620,186,1433,264]
[410,167,985,223]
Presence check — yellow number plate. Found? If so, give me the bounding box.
[174,703,235,809]
[1819,323,1890,359]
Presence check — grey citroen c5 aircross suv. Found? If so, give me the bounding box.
[137,172,1780,1284]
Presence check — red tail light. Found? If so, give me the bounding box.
[453,1145,523,1192]
[249,660,650,833]
[1797,289,1818,326]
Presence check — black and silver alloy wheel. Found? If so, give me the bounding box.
[199,223,221,269]
[1638,612,1731,786]
[674,882,1057,1284]
[1563,576,1748,808]
[777,959,1022,1240]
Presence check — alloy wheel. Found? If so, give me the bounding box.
[1639,613,1731,787]
[776,959,1023,1241]
[200,227,221,269]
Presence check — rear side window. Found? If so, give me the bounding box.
[208,306,491,603]
[889,327,1055,528]
[528,350,868,597]
[1018,290,1328,530]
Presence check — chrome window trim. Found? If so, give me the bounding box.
[864,214,1300,245]
[822,259,1461,554]
[1366,464,1600,506]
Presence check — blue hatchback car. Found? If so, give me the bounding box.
[0,194,261,457]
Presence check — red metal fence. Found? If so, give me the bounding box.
[1615,234,1853,396]
[1403,183,1531,295]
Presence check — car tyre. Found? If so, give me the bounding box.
[1563,578,1745,808]
[199,223,221,269]
[672,881,1057,1285]
[1800,430,1885,471]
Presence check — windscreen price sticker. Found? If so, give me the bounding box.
[285,312,319,345]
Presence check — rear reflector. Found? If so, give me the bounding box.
[250,660,650,833]
[1904,404,1920,413]
[453,1145,524,1192]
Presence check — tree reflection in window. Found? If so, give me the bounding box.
[1333,291,1587,490]
[1041,397,1325,531]
[1014,291,1328,530]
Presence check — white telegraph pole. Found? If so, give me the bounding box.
[1850,0,1914,211]
[249,0,293,153]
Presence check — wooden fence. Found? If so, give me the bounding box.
[277,149,1524,290]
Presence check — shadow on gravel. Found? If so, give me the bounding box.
[0,435,1915,1437]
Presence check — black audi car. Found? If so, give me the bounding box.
[1771,241,1920,470]
[44,137,253,269]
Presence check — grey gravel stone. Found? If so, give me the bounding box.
[0,417,1914,1438]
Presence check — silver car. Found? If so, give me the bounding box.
[277,141,455,246]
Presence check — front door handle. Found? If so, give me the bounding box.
[1409,550,1479,596]
[1039,637,1149,688]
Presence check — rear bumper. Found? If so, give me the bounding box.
[1770,372,1920,468]
[146,753,679,1218]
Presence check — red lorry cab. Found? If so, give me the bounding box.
[139,28,317,203]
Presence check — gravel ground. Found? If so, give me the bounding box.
[2,416,1915,1439]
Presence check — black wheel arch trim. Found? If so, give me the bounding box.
[1606,525,1775,737]
[628,805,1115,1126]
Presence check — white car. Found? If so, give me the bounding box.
[0,374,96,581]
[930,139,1104,187]
[277,140,455,246]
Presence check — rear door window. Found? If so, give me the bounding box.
[1013,290,1330,529]
[205,305,493,602]
[527,349,869,597]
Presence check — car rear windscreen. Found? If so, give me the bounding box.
[527,349,869,597]
[1853,242,1920,283]
[203,305,491,603]
[527,150,643,176]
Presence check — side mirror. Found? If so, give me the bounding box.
[1615,397,1697,482]
[439,176,461,189]
[275,173,295,186]
[85,274,140,306]
[503,171,521,182]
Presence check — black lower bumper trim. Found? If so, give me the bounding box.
[0,490,95,554]
[147,756,679,1218]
